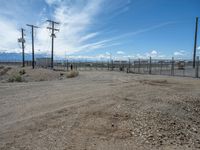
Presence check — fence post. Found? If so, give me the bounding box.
[127,58,130,73]
[102,61,103,70]
[195,56,199,78]
[160,61,163,75]
[67,59,69,71]
[171,57,174,76]
[138,59,140,73]
[149,57,152,74]
[107,60,109,70]
[111,60,113,71]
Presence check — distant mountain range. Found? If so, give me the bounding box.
[0,52,99,62]
[0,52,49,61]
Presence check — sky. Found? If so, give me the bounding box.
[0,0,200,60]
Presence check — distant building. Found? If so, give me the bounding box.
[36,58,51,67]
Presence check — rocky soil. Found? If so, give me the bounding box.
[0,70,200,149]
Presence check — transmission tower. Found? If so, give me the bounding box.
[46,20,60,69]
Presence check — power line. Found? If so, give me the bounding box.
[193,17,198,68]
[18,28,25,67]
[26,24,39,69]
[46,20,60,69]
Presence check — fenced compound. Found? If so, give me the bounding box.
[0,57,200,78]
[128,58,199,78]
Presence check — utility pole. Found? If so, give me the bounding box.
[18,28,25,67]
[46,20,59,69]
[193,17,199,68]
[26,24,39,69]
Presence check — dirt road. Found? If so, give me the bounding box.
[0,71,200,149]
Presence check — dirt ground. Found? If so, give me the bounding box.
[0,69,200,150]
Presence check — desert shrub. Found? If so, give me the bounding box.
[8,74,23,82]
[66,70,79,78]
[19,69,26,75]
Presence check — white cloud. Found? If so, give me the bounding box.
[44,0,104,56]
[117,51,125,55]
[144,50,158,57]
[45,0,62,5]
[79,32,100,43]
[174,50,186,56]
[133,50,166,59]
[0,0,175,60]
[151,50,157,55]
[0,18,20,52]
[198,46,200,50]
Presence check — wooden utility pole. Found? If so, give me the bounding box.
[46,20,59,69]
[27,24,39,69]
[193,17,198,68]
[18,28,25,67]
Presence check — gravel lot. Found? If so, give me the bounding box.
[0,70,200,150]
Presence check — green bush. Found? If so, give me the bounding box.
[8,74,23,82]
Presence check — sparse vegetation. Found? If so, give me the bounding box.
[8,74,23,82]
[66,70,79,78]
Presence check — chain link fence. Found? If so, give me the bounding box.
[0,57,200,78]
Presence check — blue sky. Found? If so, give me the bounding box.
[0,0,199,60]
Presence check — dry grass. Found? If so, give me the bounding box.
[66,70,79,78]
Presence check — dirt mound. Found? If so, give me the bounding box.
[0,66,11,76]
[0,66,66,82]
